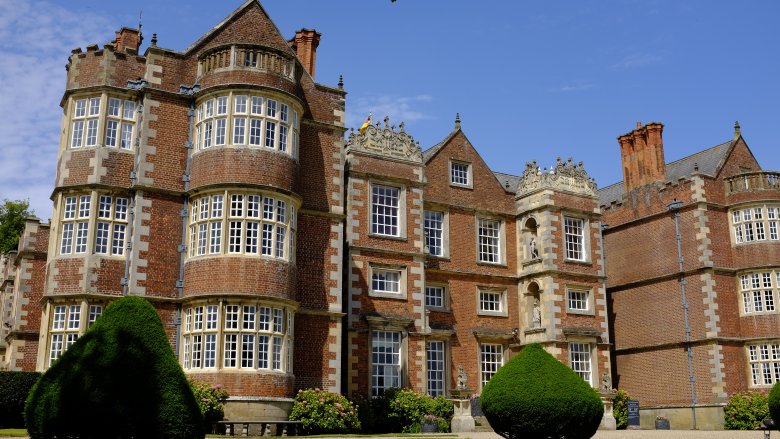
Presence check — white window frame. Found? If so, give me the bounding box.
[426,340,446,397]
[748,342,780,387]
[369,265,406,299]
[563,215,589,262]
[371,330,402,396]
[449,160,472,188]
[566,287,595,315]
[477,288,507,317]
[424,209,447,257]
[740,271,778,315]
[477,216,503,264]
[370,183,404,238]
[732,205,780,244]
[47,301,103,366]
[480,343,504,388]
[425,284,448,311]
[569,342,593,385]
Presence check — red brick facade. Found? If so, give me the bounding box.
[4,0,777,429]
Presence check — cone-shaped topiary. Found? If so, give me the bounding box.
[25,296,204,439]
[480,343,604,439]
[769,379,780,426]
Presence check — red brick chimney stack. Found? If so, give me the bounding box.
[290,29,321,79]
[115,27,142,53]
[618,122,667,192]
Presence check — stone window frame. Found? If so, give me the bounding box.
[181,301,294,374]
[369,264,407,300]
[477,287,508,317]
[188,190,297,262]
[426,339,448,397]
[566,285,595,316]
[424,209,449,258]
[746,341,780,387]
[369,181,406,239]
[57,191,130,259]
[67,93,137,151]
[424,283,449,311]
[45,300,104,366]
[562,213,591,263]
[731,204,780,244]
[193,91,300,159]
[569,341,594,386]
[476,215,505,265]
[449,160,473,188]
[738,270,779,316]
[370,329,404,397]
[478,342,505,389]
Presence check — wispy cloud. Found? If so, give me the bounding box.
[0,1,114,219]
[612,52,664,70]
[346,94,435,130]
[549,80,596,93]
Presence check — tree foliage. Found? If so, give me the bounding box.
[480,343,604,439]
[0,199,33,253]
[25,296,204,439]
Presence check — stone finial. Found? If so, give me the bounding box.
[516,157,597,197]
[338,74,344,89]
[455,113,461,130]
[636,120,642,129]
[734,121,741,139]
[151,33,157,47]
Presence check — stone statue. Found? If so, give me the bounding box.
[602,371,612,391]
[532,299,541,328]
[457,365,467,390]
[529,237,538,259]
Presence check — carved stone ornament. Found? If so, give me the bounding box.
[516,157,597,197]
[346,116,423,163]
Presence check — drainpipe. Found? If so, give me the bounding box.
[668,199,698,430]
[123,79,148,296]
[175,84,200,359]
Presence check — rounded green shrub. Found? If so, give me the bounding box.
[480,343,604,439]
[289,388,360,434]
[771,382,780,428]
[25,297,204,439]
[0,371,41,428]
[726,391,768,430]
[612,389,631,430]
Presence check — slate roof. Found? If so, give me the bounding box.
[597,139,735,206]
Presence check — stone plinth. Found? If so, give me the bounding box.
[449,398,475,433]
[598,390,617,430]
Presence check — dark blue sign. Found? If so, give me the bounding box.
[627,400,640,427]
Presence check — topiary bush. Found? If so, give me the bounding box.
[25,297,204,439]
[612,389,631,430]
[771,382,780,428]
[289,388,360,435]
[480,343,604,439]
[726,391,769,430]
[0,371,41,428]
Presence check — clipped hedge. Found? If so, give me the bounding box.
[25,297,204,439]
[724,391,769,430]
[480,343,603,439]
[771,381,780,430]
[0,371,41,428]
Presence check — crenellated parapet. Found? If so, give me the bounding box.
[345,116,422,163]
[516,157,597,198]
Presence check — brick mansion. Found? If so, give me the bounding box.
[1,0,779,430]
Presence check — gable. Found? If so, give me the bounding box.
[185,0,296,57]
[715,137,762,179]
[424,130,514,214]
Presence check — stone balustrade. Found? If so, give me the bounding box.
[725,171,780,194]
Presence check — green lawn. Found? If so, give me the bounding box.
[0,429,28,437]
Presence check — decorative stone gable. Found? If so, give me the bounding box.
[346,116,422,163]
[516,157,597,198]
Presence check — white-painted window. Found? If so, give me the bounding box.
[480,343,503,387]
[424,210,444,256]
[564,217,586,261]
[741,271,778,314]
[748,343,780,386]
[372,185,401,237]
[478,218,501,263]
[372,330,401,396]
[427,341,446,397]
[570,343,592,384]
[450,161,471,186]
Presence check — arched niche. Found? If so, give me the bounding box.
[526,281,541,328]
[523,217,540,261]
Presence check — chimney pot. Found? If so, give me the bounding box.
[290,28,321,79]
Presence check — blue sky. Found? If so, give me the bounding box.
[1,0,778,218]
